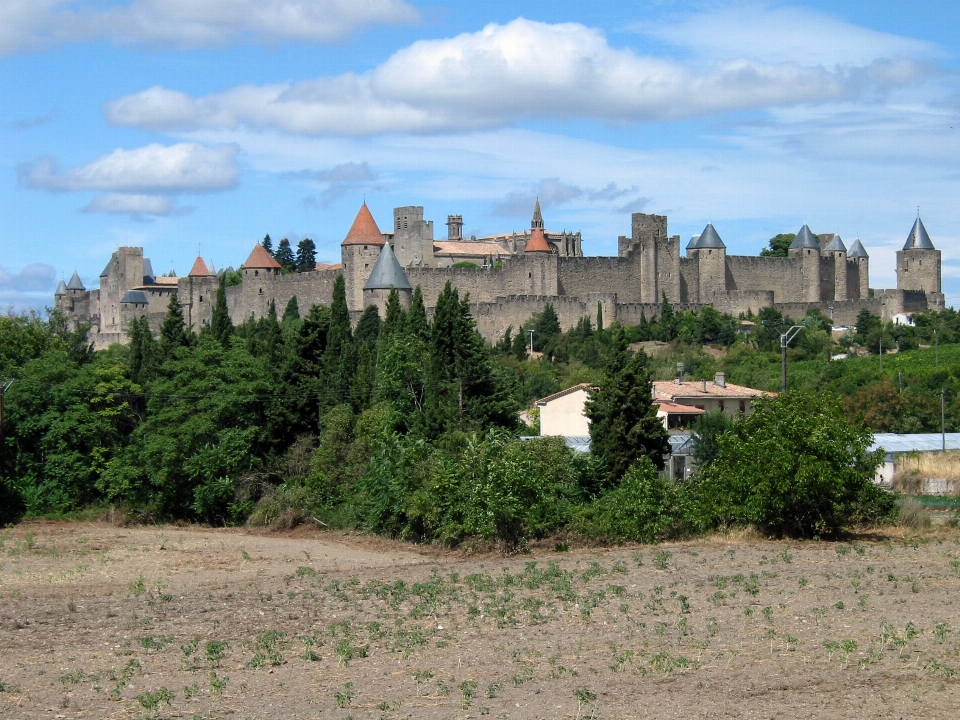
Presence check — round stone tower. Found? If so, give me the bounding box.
[341,203,386,311]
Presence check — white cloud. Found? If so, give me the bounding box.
[0,0,419,55]
[634,3,941,66]
[17,143,239,193]
[492,179,584,216]
[0,263,57,293]
[82,193,189,219]
[103,17,935,137]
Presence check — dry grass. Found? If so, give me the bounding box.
[895,450,960,482]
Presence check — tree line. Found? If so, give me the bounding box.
[1,284,900,541]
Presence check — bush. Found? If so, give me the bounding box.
[690,392,894,537]
[573,457,676,543]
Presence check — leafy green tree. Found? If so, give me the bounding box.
[100,336,274,520]
[422,282,518,437]
[209,276,233,348]
[574,457,675,542]
[584,328,670,483]
[532,303,562,352]
[760,233,795,257]
[274,238,296,273]
[691,410,733,471]
[690,392,893,537]
[295,238,317,272]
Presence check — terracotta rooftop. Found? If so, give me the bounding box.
[525,227,552,253]
[242,244,282,270]
[655,401,706,414]
[535,383,595,406]
[314,262,343,272]
[151,276,180,286]
[341,203,385,246]
[433,241,507,257]
[653,379,775,400]
[188,256,211,277]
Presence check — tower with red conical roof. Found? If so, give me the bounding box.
[523,200,558,296]
[340,203,386,311]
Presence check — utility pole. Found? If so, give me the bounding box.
[528,329,535,356]
[764,321,804,394]
[0,380,12,475]
[942,388,947,452]
[935,329,939,372]
[879,333,882,371]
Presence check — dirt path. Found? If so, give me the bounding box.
[1,522,958,719]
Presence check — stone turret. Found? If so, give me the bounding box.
[363,241,412,314]
[897,216,941,293]
[693,223,726,301]
[790,224,821,302]
[524,203,558,295]
[392,205,434,268]
[341,203,386,311]
[824,234,847,301]
[848,239,869,299]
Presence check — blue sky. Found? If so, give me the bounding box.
[2,0,959,311]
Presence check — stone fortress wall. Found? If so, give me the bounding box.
[56,203,945,350]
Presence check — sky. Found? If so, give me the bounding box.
[2,0,959,312]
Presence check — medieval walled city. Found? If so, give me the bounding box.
[56,201,943,350]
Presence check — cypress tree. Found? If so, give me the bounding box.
[407,286,429,340]
[597,301,603,332]
[328,274,352,355]
[261,234,273,256]
[355,305,381,349]
[281,295,300,325]
[584,327,670,483]
[210,276,233,348]
[159,292,191,357]
[381,288,405,338]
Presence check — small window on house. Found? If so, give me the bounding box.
[259,288,263,294]
[254,270,259,277]
[199,296,203,302]
[739,400,746,413]
[718,400,725,411]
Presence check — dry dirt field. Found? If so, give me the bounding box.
[1,522,959,720]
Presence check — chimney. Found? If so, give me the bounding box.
[701,379,707,392]
[675,376,682,385]
[446,214,463,241]
[714,372,726,388]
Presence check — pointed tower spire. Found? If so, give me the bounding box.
[66,271,85,291]
[342,202,385,246]
[531,198,544,230]
[904,216,935,250]
[363,242,411,290]
[55,278,67,297]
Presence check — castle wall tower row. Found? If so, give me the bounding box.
[57,201,944,350]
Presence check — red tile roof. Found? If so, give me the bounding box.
[242,244,282,270]
[525,227,551,253]
[315,262,344,271]
[341,203,385,246]
[188,256,210,277]
[653,379,774,400]
[433,241,506,257]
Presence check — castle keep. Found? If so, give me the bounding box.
[56,204,944,350]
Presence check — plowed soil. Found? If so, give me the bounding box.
[1,521,958,719]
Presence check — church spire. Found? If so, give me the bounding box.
[531,198,544,230]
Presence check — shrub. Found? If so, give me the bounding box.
[573,457,676,543]
[690,392,894,537]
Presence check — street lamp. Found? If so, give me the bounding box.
[763,319,804,394]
